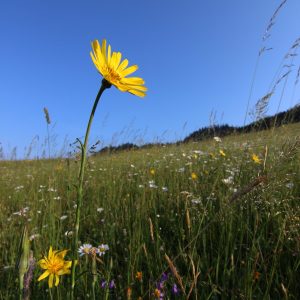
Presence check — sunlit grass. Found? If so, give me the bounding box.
[0,123,299,299]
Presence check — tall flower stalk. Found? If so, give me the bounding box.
[70,39,146,298]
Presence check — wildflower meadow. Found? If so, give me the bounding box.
[1,1,300,299]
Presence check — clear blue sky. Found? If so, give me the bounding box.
[0,1,299,158]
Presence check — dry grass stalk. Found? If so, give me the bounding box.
[229,176,267,203]
[186,256,200,299]
[263,145,268,172]
[186,209,191,232]
[142,243,148,258]
[149,217,154,242]
[164,254,186,296]
[187,272,200,299]
[43,107,51,125]
[262,0,288,42]
[281,283,288,299]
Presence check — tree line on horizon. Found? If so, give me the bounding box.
[96,104,300,154]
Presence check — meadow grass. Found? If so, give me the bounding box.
[0,123,299,299]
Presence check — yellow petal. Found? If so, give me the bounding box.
[121,65,138,77]
[110,52,117,69]
[101,39,107,62]
[64,260,72,269]
[114,52,122,69]
[48,274,54,288]
[128,89,146,97]
[38,270,50,281]
[48,247,53,258]
[107,45,111,65]
[127,84,147,92]
[38,259,49,269]
[117,59,129,72]
[92,40,101,60]
[57,249,68,259]
[55,275,60,287]
[121,77,145,85]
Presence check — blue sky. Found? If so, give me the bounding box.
[0,0,299,158]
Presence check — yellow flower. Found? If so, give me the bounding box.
[38,246,72,288]
[135,271,143,282]
[252,154,261,164]
[150,168,155,175]
[154,288,161,298]
[191,172,198,180]
[90,39,147,97]
[219,149,226,157]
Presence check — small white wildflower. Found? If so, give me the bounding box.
[78,244,93,256]
[149,180,158,189]
[97,207,104,213]
[65,230,73,237]
[191,198,201,205]
[214,136,222,143]
[29,234,41,241]
[60,215,68,221]
[98,244,109,256]
[162,187,168,192]
[222,176,234,185]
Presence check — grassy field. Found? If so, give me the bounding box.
[0,123,299,299]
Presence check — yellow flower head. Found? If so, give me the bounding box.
[150,168,155,175]
[219,149,226,157]
[135,271,143,282]
[191,172,198,180]
[38,246,72,288]
[154,288,161,298]
[252,154,261,164]
[90,39,147,97]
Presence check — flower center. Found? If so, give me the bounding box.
[105,67,121,83]
[48,259,64,274]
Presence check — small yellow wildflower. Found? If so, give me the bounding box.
[38,246,72,288]
[135,271,143,282]
[252,154,261,164]
[253,271,261,281]
[150,168,155,175]
[219,149,226,157]
[191,172,198,180]
[154,288,161,298]
[90,39,147,97]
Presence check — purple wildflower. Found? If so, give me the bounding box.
[109,279,116,289]
[100,279,106,288]
[171,283,180,295]
[160,272,168,282]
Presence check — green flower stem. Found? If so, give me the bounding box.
[70,79,111,298]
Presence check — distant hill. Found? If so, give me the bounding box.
[183,104,300,143]
[96,104,300,154]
